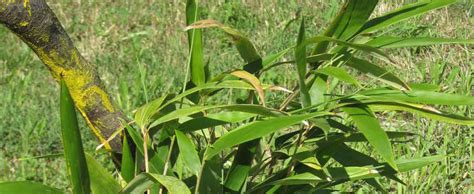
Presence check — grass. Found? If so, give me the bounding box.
[0,0,472,192]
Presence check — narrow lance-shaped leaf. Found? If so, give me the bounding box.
[270,155,443,187]
[121,173,191,194]
[332,0,378,40]
[366,36,474,49]
[149,104,283,128]
[186,0,206,86]
[175,130,201,176]
[357,88,474,106]
[303,36,392,61]
[365,101,474,126]
[134,95,168,129]
[313,66,361,87]
[295,17,311,107]
[60,79,91,194]
[341,103,397,170]
[204,111,333,160]
[125,125,170,175]
[262,47,292,67]
[85,153,121,194]
[179,111,256,132]
[0,182,63,194]
[358,0,457,34]
[224,139,260,191]
[345,56,409,90]
[149,80,284,115]
[230,70,266,106]
[121,135,135,183]
[311,0,378,56]
[185,19,262,73]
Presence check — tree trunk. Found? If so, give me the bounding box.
[0,0,125,157]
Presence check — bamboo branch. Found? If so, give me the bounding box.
[0,0,125,157]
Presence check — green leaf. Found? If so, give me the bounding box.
[359,0,457,34]
[341,103,397,170]
[358,88,474,106]
[303,36,391,60]
[328,155,444,182]
[0,181,63,194]
[271,172,323,186]
[186,0,205,86]
[365,102,474,126]
[230,70,266,106]
[121,173,191,194]
[366,36,474,48]
[272,155,443,187]
[149,104,282,128]
[295,17,311,108]
[125,125,169,175]
[134,95,168,129]
[224,139,260,191]
[185,19,262,71]
[179,111,256,132]
[345,56,409,89]
[60,79,91,194]
[175,130,202,176]
[313,66,360,86]
[262,47,292,67]
[158,80,282,111]
[198,156,223,194]
[85,153,121,194]
[332,0,378,40]
[316,142,404,185]
[121,135,135,183]
[204,111,333,160]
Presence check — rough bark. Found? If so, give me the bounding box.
[0,0,124,155]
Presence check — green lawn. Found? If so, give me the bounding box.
[0,0,472,192]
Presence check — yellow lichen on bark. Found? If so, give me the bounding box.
[0,0,125,154]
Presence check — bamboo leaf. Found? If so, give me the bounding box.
[271,155,442,187]
[358,88,474,106]
[157,80,286,112]
[313,66,361,87]
[125,125,169,175]
[346,56,409,89]
[185,19,262,72]
[204,112,333,160]
[149,104,283,128]
[224,140,260,191]
[0,181,63,194]
[134,95,168,129]
[332,0,379,40]
[179,111,256,132]
[341,104,397,170]
[366,102,474,126]
[366,36,474,48]
[359,0,457,34]
[328,155,444,182]
[186,0,206,86]
[230,70,266,106]
[121,173,191,194]
[303,36,392,61]
[271,172,323,186]
[121,136,135,183]
[175,130,201,176]
[295,17,311,107]
[262,47,292,67]
[60,79,91,194]
[365,36,474,48]
[85,153,121,194]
